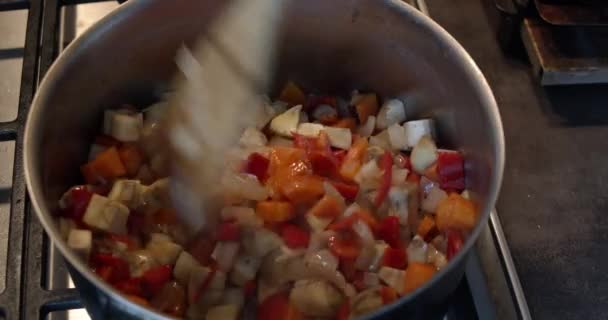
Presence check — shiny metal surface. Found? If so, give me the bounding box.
[24,0,504,319]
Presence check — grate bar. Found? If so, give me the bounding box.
[0,0,27,12]
[0,0,43,318]
[21,0,61,318]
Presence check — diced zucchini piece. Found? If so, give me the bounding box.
[67,229,92,260]
[146,233,183,265]
[82,194,130,234]
[173,251,201,285]
[378,266,406,294]
[230,254,262,286]
[205,304,240,320]
[108,179,144,209]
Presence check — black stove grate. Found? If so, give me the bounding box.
[0,0,529,319]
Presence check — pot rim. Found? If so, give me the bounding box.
[24,0,505,318]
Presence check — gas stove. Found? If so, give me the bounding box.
[0,1,529,319]
[497,0,608,85]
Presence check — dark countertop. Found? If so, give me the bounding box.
[426,1,608,319]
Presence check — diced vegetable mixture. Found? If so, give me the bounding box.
[57,82,478,319]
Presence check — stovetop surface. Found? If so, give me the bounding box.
[7,0,606,319]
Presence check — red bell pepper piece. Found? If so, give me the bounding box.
[115,277,142,296]
[280,224,310,249]
[293,132,338,177]
[406,172,421,184]
[329,181,359,201]
[351,270,367,291]
[192,267,217,302]
[108,234,139,250]
[244,152,270,182]
[258,292,303,320]
[374,151,393,207]
[243,279,257,297]
[333,149,347,165]
[328,230,362,259]
[327,215,358,231]
[141,265,172,297]
[127,212,147,236]
[91,254,130,284]
[336,300,351,320]
[187,234,216,266]
[377,216,401,248]
[65,186,94,221]
[309,151,338,177]
[437,151,465,191]
[356,210,379,233]
[380,286,398,305]
[382,247,408,269]
[215,222,241,241]
[447,230,464,260]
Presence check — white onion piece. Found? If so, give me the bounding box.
[222,288,245,309]
[362,272,381,288]
[143,101,168,126]
[431,234,447,253]
[351,288,384,317]
[275,245,306,263]
[410,135,438,174]
[387,123,408,151]
[354,160,381,191]
[297,123,325,137]
[378,267,405,293]
[388,187,410,226]
[239,127,268,148]
[221,172,269,201]
[325,127,352,150]
[421,184,447,213]
[369,130,391,150]
[212,241,240,271]
[420,176,436,196]
[270,105,302,137]
[355,240,376,271]
[407,235,428,264]
[67,229,92,260]
[426,244,448,270]
[323,181,345,207]
[307,231,335,253]
[376,99,406,130]
[268,135,293,147]
[289,280,344,318]
[358,116,376,137]
[306,213,334,233]
[391,167,409,186]
[220,206,263,227]
[230,254,262,286]
[343,203,361,218]
[305,249,339,272]
[353,220,375,244]
[461,189,472,200]
[242,228,283,258]
[403,119,436,149]
[368,241,389,271]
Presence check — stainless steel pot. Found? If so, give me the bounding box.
[24,0,505,319]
